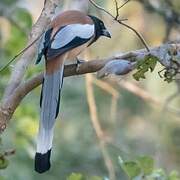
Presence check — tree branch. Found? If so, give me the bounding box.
[3,0,58,99]
[0,0,179,135]
[0,0,59,131]
[89,0,150,52]
[0,43,179,132]
[86,74,116,180]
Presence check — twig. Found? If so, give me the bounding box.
[118,0,131,10]
[92,77,119,123]
[89,0,115,19]
[0,43,179,131]
[8,17,28,36]
[93,77,119,98]
[86,74,116,180]
[110,78,180,118]
[85,50,116,179]
[92,76,119,123]
[114,0,119,20]
[114,0,131,20]
[0,0,58,131]
[89,0,150,52]
[110,96,118,123]
[162,80,180,113]
[0,33,44,73]
[4,149,16,156]
[2,0,57,99]
[118,21,150,52]
[135,0,180,27]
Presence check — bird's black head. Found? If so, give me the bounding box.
[88,15,111,42]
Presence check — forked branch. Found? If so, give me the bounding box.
[89,0,150,52]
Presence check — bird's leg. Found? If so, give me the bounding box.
[76,57,85,72]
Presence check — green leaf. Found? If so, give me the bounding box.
[88,176,103,180]
[13,8,32,30]
[67,173,103,180]
[168,171,180,180]
[0,156,9,169]
[136,156,154,175]
[149,169,167,180]
[0,0,18,5]
[120,161,141,179]
[5,25,27,56]
[133,55,158,81]
[133,69,147,81]
[67,173,85,180]
[0,176,6,180]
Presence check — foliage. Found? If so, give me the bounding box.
[0,138,10,170]
[0,0,18,6]
[67,173,103,180]
[158,48,180,83]
[13,8,32,30]
[133,55,158,81]
[65,155,180,180]
[0,0,180,180]
[118,156,180,180]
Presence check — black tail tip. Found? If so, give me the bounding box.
[35,149,51,173]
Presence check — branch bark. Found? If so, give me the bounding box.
[0,0,59,131]
[3,0,58,99]
[0,43,179,132]
[0,0,180,134]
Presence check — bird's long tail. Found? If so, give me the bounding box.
[35,56,65,173]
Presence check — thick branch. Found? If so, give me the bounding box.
[0,43,179,131]
[0,0,59,131]
[3,0,58,99]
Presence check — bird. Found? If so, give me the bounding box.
[35,10,111,173]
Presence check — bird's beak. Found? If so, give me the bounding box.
[102,29,111,38]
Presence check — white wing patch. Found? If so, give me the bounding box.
[51,24,95,49]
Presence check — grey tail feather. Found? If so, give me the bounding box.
[35,65,64,173]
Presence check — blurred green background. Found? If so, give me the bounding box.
[0,0,180,179]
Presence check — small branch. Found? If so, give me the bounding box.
[92,77,119,123]
[93,77,119,98]
[8,17,28,36]
[162,80,180,113]
[114,0,131,20]
[135,0,180,43]
[118,21,150,52]
[110,96,118,123]
[0,35,42,73]
[0,43,179,131]
[111,78,180,119]
[2,0,58,99]
[118,0,131,10]
[86,74,116,180]
[136,0,180,27]
[89,0,150,52]
[114,0,119,20]
[89,0,115,19]
[0,0,59,131]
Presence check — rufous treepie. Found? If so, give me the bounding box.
[35,10,111,173]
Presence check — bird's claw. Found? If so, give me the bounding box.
[76,58,85,72]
